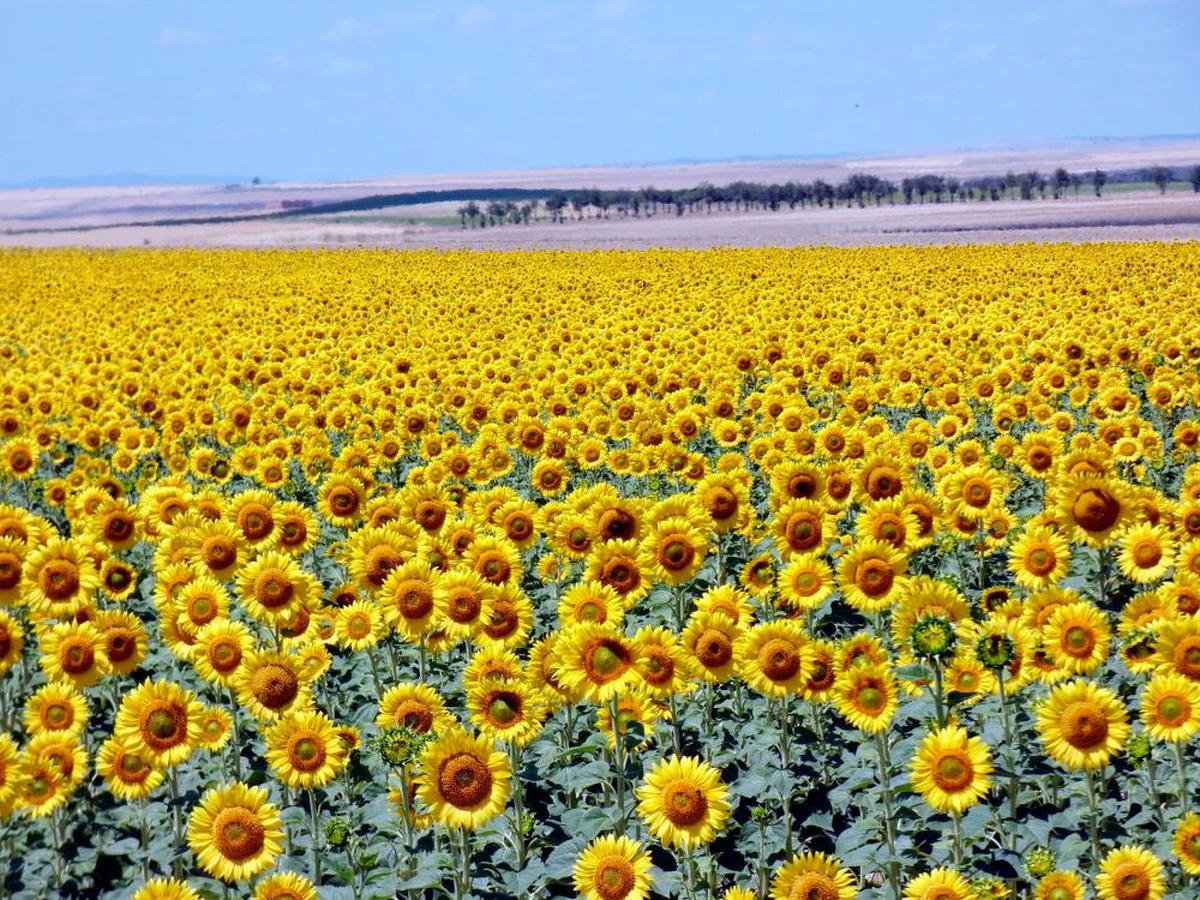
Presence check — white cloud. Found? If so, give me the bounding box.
[158,25,229,47]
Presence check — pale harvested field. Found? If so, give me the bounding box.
[2,141,1198,248]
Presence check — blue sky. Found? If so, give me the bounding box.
[1,0,1196,182]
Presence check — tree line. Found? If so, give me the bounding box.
[455,164,1200,227]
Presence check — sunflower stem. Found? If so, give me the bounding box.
[308,787,323,886]
[226,688,243,781]
[508,742,528,870]
[1085,768,1104,872]
[668,692,683,756]
[457,828,473,900]
[930,657,947,728]
[1145,753,1167,833]
[366,646,386,701]
[607,695,629,830]
[872,732,901,900]
[51,806,67,887]
[168,766,183,878]
[139,799,151,882]
[952,811,964,868]
[777,697,793,857]
[756,816,769,900]
[1175,742,1191,817]
[996,668,1018,850]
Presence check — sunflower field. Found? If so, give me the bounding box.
[0,244,1199,900]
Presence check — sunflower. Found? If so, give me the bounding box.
[24,681,87,738]
[1033,871,1085,900]
[1140,672,1200,742]
[1057,476,1135,547]
[254,871,319,900]
[681,611,742,683]
[598,687,667,751]
[91,496,141,551]
[466,533,523,587]
[640,517,708,586]
[416,728,511,831]
[176,576,231,633]
[334,599,385,651]
[1152,614,1200,680]
[467,677,547,747]
[224,490,277,548]
[833,662,898,733]
[771,498,832,557]
[559,580,626,629]
[1173,812,1200,875]
[378,682,455,734]
[636,755,730,850]
[39,620,112,689]
[116,679,204,768]
[237,551,315,627]
[131,879,201,900]
[235,650,313,721]
[1117,524,1176,585]
[1010,525,1071,591]
[433,569,493,641]
[190,519,245,581]
[1042,601,1112,676]
[910,725,993,815]
[737,620,813,698]
[770,851,857,900]
[272,501,319,557]
[838,540,908,613]
[556,622,636,703]
[696,472,748,535]
[196,706,233,751]
[904,868,975,900]
[264,709,348,789]
[1037,678,1130,771]
[193,618,254,687]
[21,538,99,618]
[94,608,148,677]
[940,464,1007,522]
[1096,846,1165,900]
[14,758,67,817]
[24,731,87,791]
[476,582,534,652]
[379,558,440,639]
[630,626,696,699]
[573,833,654,900]
[345,523,419,594]
[0,535,26,605]
[187,781,285,882]
[0,609,24,676]
[464,646,525,687]
[318,474,366,528]
[97,736,165,801]
[586,540,650,604]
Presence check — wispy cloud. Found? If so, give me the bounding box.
[593,0,634,21]
[954,42,996,64]
[321,17,377,43]
[158,25,229,47]
[458,4,497,28]
[266,56,372,78]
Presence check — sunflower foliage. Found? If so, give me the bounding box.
[0,245,1196,899]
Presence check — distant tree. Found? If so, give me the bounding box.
[1004,170,1017,199]
[1191,165,1200,193]
[1052,168,1070,199]
[946,178,961,203]
[1151,165,1172,194]
[251,176,262,186]
[465,201,481,227]
[457,205,469,228]
[1017,171,1035,201]
[1092,169,1107,197]
[1069,173,1082,196]
[1036,175,1048,199]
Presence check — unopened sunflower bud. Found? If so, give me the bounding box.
[324,816,350,848]
[1025,846,1055,878]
